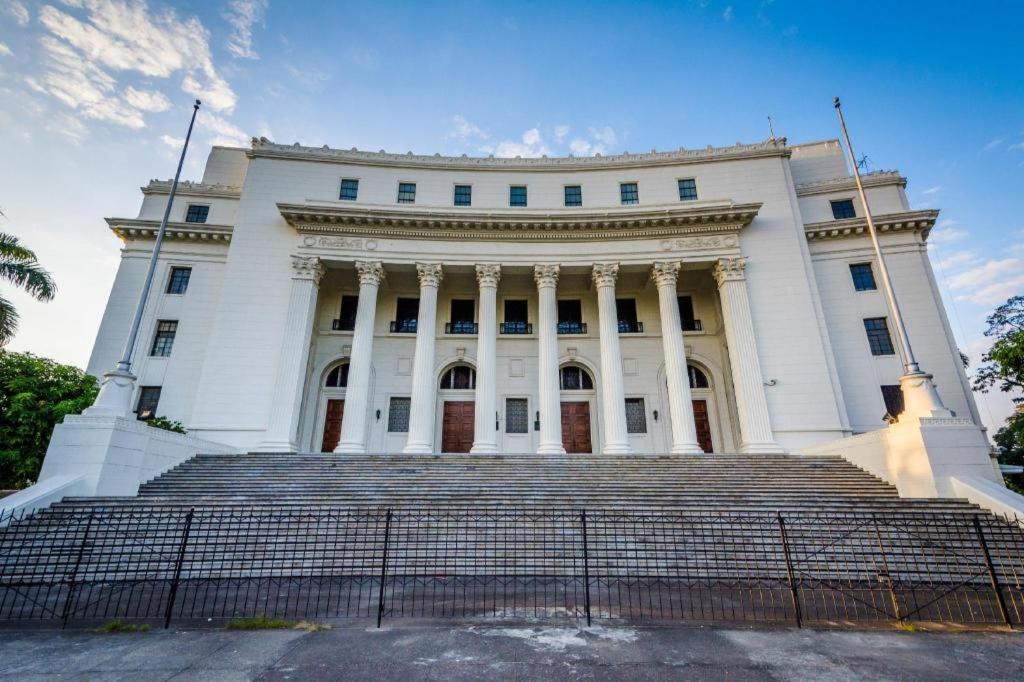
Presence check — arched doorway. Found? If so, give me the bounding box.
[438,363,476,453]
[559,364,595,453]
[687,364,715,453]
[319,361,349,452]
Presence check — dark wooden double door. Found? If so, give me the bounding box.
[320,399,345,452]
[692,399,713,453]
[442,400,475,453]
[560,401,592,454]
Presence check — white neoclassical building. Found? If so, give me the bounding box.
[85,136,980,456]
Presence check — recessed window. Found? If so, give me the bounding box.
[509,185,527,207]
[334,295,359,331]
[677,178,698,201]
[448,299,477,334]
[391,297,419,333]
[625,398,647,434]
[502,299,530,334]
[325,363,350,388]
[557,299,585,334]
[505,398,529,434]
[831,199,856,219]
[616,298,641,333]
[339,179,359,201]
[687,365,709,389]
[849,263,877,291]
[564,185,582,207]
[560,365,594,391]
[440,365,476,390]
[881,385,905,418]
[166,266,191,295]
[454,184,472,206]
[136,386,161,420]
[388,397,411,432]
[184,205,209,223]
[397,182,416,204]
[863,317,895,356]
[150,320,177,357]
[678,296,701,331]
[620,182,639,205]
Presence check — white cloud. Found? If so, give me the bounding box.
[722,5,734,21]
[4,0,29,26]
[947,258,1022,291]
[123,85,170,112]
[929,219,967,245]
[159,133,184,148]
[589,125,617,147]
[954,275,1024,306]
[223,0,267,60]
[197,109,248,147]
[921,185,941,195]
[448,115,488,142]
[982,137,1005,152]
[493,127,551,158]
[932,250,979,271]
[569,138,592,155]
[0,42,11,57]
[1009,141,1024,152]
[554,125,570,143]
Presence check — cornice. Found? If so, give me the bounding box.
[278,200,761,242]
[804,209,938,242]
[106,218,233,243]
[141,180,241,199]
[249,136,790,172]
[795,171,905,197]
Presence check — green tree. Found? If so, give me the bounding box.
[972,295,1024,399]
[993,410,1024,494]
[0,232,57,346]
[0,351,98,489]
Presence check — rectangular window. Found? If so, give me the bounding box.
[625,398,647,434]
[339,179,359,201]
[849,263,877,291]
[502,299,530,334]
[564,185,582,207]
[505,398,529,434]
[150,320,178,357]
[616,298,641,333]
[335,295,359,331]
[620,182,639,205]
[184,205,209,224]
[677,178,698,201]
[677,296,699,331]
[397,182,416,204]
[831,199,856,219]
[136,386,161,420]
[393,298,419,333]
[509,185,527,207]
[448,299,477,333]
[864,317,895,356]
[387,397,411,432]
[166,266,191,295]
[881,385,905,418]
[454,184,472,206]
[557,299,584,334]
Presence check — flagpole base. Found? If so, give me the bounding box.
[82,368,137,419]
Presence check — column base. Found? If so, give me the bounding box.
[601,444,633,455]
[470,443,499,454]
[536,444,566,455]
[333,443,366,454]
[253,440,298,453]
[671,443,705,455]
[402,443,433,454]
[740,442,786,454]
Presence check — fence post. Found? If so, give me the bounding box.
[164,508,194,629]
[973,515,1013,628]
[61,513,94,629]
[776,512,802,628]
[376,509,392,629]
[580,509,592,627]
[872,516,903,624]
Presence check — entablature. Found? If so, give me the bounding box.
[795,171,906,197]
[141,180,242,199]
[106,218,233,243]
[803,209,938,242]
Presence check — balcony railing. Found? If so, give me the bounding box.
[390,319,418,333]
[332,319,355,331]
[557,321,587,335]
[682,319,703,332]
[446,321,478,334]
[500,321,533,335]
[617,321,643,334]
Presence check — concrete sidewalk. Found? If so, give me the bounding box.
[0,623,1021,680]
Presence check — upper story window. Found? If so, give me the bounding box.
[678,178,698,201]
[564,185,582,207]
[325,362,350,388]
[339,178,359,201]
[150,320,178,357]
[831,198,856,219]
[557,299,585,334]
[454,184,472,206]
[440,364,476,390]
[502,299,530,334]
[616,298,641,333]
[392,297,419,333]
[560,365,594,390]
[136,386,161,420]
[509,185,528,207]
[166,266,191,295]
[397,182,416,204]
[678,296,701,331]
[448,299,477,334]
[334,295,359,331]
[620,182,639,205]
[184,205,209,223]
[849,263,877,291]
[863,317,895,356]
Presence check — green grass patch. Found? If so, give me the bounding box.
[225,615,296,630]
[94,619,150,633]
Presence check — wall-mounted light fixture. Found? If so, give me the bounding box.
[375,409,381,421]
[653,409,659,422]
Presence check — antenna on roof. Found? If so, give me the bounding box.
[767,116,776,141]
[857,154,872,172]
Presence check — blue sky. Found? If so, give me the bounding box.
[0,0,1022,430]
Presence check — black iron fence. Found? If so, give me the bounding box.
[0,506,1021,629]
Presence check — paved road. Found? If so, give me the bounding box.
[0,623,1021,680]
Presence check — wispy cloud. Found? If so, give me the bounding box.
[3,0,29,26]
[554,125,570,143]
[447,115,488,142]
[123,85,170,112]
[929,219,968,244]
[223,0,267,60]
[722,5,734,21]
[159,133,183,148]
[491,127,551,158]
[945,257,1024,305]
[589,125,618,147]
[921,185,941,195]
[1009,141,1024,152]
[197,109,248,147]
[981,137,1005,152]
[0,42,11,57]
[932,250,980,271]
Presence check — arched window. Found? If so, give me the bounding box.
[440,365,476,389]
[325,362,350,388]
[560,365,594,391]
[687,365,709,389]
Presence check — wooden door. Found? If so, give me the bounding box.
[442,401,475,453]
[320,399,345,453]
[692,399,713,453]
[560,401,592,454]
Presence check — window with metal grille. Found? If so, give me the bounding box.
[509,185,527,207]
[325,363,349,388]
[678,178,698,201]
[339,179,359,201]
[881,385,904,418]
[136,386,161,420]
[616,298,641,333]
[560,365,593,390]
[620,182,639,205]
[864,317,895,355]
[831,199,856,219]
[336,295,359,330]
[387,397,411,432]
[166,266,191,294]
[454,184,472,206]
[392,297,419,333]
[440,365,476,389]
[397,182,416,203]
[687,365,710,389]
[150,320,177,357]
[184,205,209,223]
[678,296,700,331]
[625,398,647,433]
[564,185,582,207]
[849,263,877,291]
[505,398,529,433]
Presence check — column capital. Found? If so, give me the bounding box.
[475,263,501,288]
[416,263,444,287]
[354,260,385,286]
[290,255,326,284]
[533,264,560,287]
[591,263,619,288]
[713,257,747,286]
[651,261,681,288]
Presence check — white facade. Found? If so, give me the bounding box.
[85,137,980,455]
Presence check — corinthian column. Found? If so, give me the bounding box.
[652,262,703,454]
[593,263,631,454]
[257,255,326,452]
[471,264,501,453]
[534,265,565,455]
[335,260,384,454]
[713,258,783,453]
[403,263,443,454]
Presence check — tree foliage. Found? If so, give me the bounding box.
[0,351,98,489]
[994,410,1024,494]
[0,233,57,346]
[145,416,186,434]
[972,295,1024,401]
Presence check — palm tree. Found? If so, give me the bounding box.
[0,232,56,346]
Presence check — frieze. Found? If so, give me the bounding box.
[301,235,378,250]
[659,235,739,251]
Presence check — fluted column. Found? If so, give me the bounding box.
[257,256,326,452]
[335,260,384,454]
[534,265,565,455]
[403,263,443,454]
[471,264,501,453]
[593,264,631,454]
[713,258,783,453]
[651,262,703,454]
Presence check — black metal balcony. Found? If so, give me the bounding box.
[445,321,478,334]
[332,319,355,331]
[500,321,533,335]
[390,319,418,333]
[557,321,587,334]
[682,319,703,332]
[617,320,643,334]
